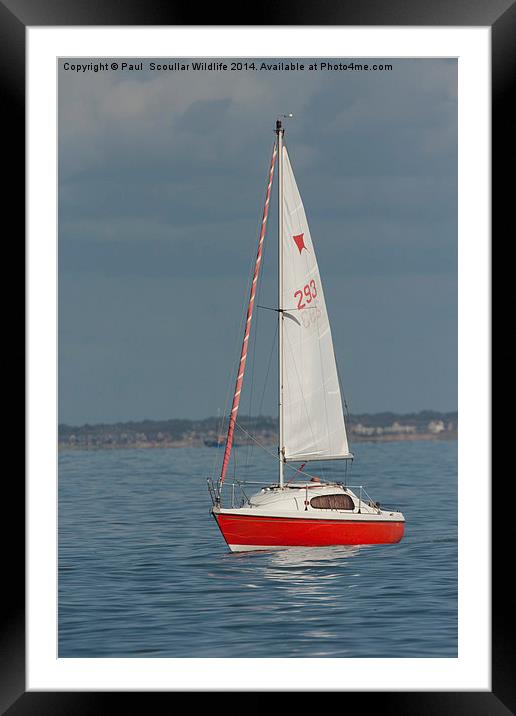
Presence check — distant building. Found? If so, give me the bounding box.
[428,420,445,434]
[384,422,416,434]
[353,423,378,436]
[353,422,416,436]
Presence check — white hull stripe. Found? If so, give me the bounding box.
[228,544,288,553]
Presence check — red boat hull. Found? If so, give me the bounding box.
[213,511,405,549]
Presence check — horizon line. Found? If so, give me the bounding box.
[59,408,458,429]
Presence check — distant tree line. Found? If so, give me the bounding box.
[59,411,457,448]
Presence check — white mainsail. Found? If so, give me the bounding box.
[281,145,352,462]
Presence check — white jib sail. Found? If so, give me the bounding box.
[281,145,352,462]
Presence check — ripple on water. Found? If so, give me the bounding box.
[59,443,457,658]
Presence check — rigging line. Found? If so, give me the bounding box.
[237,480,251,506]
[243,141,276,474]
[244,222,266,473]
[332,340,353,449]
[213,254,255,478]
[213,325,244,473]
[219,140,278,487]
[257,321,278,419]
[314,297,330,484]
[215,139,278,481]
[243,314,259,473]
[209,409,224,479]
[234,419,279,461]
[245,320,278,472]
[233,420,318,481]
[329,326,353,485]
[286,462,306,486]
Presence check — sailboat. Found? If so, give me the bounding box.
[208,117,405,552]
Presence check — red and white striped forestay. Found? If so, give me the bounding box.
[219,142,278,485]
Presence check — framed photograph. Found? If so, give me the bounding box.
[7,0,504,711]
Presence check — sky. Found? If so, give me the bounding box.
[58,57,457,425]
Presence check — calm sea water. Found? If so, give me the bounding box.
[58,440,457,658]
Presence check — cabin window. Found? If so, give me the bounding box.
[310,494,355,510]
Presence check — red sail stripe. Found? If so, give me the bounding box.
[220,142,278,485]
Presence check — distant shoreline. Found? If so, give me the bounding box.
[58,411,457,452]
[58,431,457,452]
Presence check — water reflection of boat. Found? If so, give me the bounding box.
[267,544,361,566]
[263,546,363,602]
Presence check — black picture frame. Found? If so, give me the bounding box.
[7,1,505,712]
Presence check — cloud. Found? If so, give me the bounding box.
[58,58,458,421]
[59,60,324,176]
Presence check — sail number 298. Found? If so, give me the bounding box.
[294,280,317,309]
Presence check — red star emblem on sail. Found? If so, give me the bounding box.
[293,233,307,254]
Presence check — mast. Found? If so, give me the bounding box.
[276,118,285,488]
